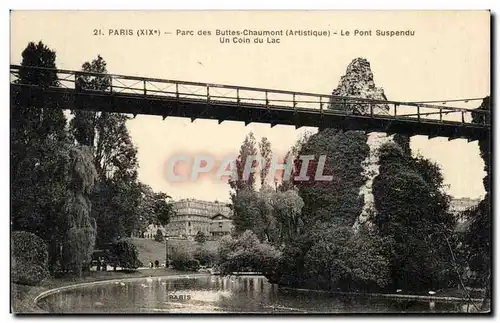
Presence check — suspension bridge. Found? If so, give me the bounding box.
[10,65,490,141]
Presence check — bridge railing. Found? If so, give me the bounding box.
[10,64,490,128]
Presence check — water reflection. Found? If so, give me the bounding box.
[39,275,467,314]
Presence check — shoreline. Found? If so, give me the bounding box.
[12,268,202,314]
[278,286,486,306]
[13,270,488,314]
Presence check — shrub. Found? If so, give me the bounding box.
[154,229,164,243]
[11,231,49,285]
[217,230,282,275]
[112,239,142,270]
[171,248,200,271]
[194,231,207,244]
[194,246,218,267]
[278,224,391,292]
[11,263,50,286]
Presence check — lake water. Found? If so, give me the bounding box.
[38,275,469,313]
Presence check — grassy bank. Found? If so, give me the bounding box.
[11,268,196,314]
[131,238,219,265]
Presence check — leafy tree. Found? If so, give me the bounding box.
[271,189,305,244]
[194,231,207,244]
[231,187,275,242]
[464,96,491,309]
[171,247,200,271]
[135,184,174,237]
[303,226,391,291]
[258,137,272,186]
[217,230,281,275]
[277,131,312,192]
[11,41,70,273]
[194,246,218,266]
[112,239,142,270]
[229,132,258,193]
[231,184,305,245]
[232,188,260,236]
[11,41,66,145]
[372,142,456,291]
[93,179,143,245]
[70,55,142,245]
[61,146,98,276]
[69,55,138,182]
[70,55,110,147]
[152,192,173,226]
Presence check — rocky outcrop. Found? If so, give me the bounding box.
[328,58,394,230]
[329,58,390,115]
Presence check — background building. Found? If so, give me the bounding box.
[449,197,482,217]
[166,199,234,240]
[449,197,482,233]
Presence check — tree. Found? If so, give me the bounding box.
[303,226,391,291]
[11,41,70,273]
[61,146,98,276]
[277,131,312,192]
[112,239,142,270]
[275,223,391,292]
[70,55,142,245]
[372,142,456,291]
[70,55,110,147]
[231,184,305,245]
[135,184,174,237]
[217,230,281,275]
[11,41,66,145]
[170,247,200,271]
[228,132,258,193]
[231,187,276,242]
[194,246,218,266]
[194,231,207,244]
[70,55,138,182]
[271,189,305,244]
[258,137,272,186]
[464,96,491,309]
[152,192,173,226]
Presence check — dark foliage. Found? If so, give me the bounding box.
[171,248,200,271]
[194,231,207,244]
[112,239,142,270]
[294,129,369,227]
[11,231,50,285]
[372,141,457,291]
[154,229,164,243]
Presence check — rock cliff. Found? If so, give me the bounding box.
[328,58,395,230]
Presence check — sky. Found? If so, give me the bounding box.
[10,10,490,202]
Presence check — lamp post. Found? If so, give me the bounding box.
[165,236,169,270]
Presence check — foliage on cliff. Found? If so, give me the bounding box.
[294,129,369,227]
[372,141,457,291]
[272,57,458,293]
[463,96,491,304]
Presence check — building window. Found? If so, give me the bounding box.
[188,221,191,226]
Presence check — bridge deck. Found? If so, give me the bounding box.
[10,65,490,141]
